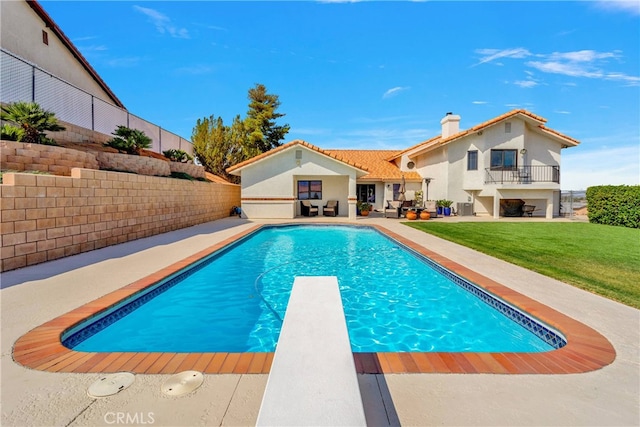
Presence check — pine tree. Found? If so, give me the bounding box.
[244,84,290,152]
[191,84,289,182]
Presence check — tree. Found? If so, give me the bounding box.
[191,84,289,182]
[0,101,65,145]
[192,115,245,183]
[245,84,290,153]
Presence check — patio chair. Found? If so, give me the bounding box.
[300,200,319,217]
[323,200,339,217]
[385,200,401,218]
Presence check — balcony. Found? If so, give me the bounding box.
[484,165,560,184]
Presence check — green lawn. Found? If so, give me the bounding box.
[404,221,640,309]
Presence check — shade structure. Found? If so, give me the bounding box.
[398,175,406,202]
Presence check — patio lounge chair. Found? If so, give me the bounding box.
[300,200,319,217]
[323,200,339,217]
[385,200,402,218]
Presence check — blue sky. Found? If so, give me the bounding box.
[40,0,639,190]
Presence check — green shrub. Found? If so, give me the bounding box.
[105,126,152,155]
[0,101,65,144]
[163,149,193,163]
[1,124,24,141]
[587,185,640,228]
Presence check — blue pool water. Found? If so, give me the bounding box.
[64,225,562,353]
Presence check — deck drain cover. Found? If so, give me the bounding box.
[161,371,204,396]
[87,372,135,398]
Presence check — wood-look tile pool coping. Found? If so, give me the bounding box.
[13,223,616,375]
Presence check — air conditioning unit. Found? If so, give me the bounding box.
[457,202,473,216]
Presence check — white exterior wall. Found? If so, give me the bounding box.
[0,1,114,101]
[413,118,564,218]
[415,147,448,203]
[239,146,359,219]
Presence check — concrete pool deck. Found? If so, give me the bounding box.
[1,215,639,426]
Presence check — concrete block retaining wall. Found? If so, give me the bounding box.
[0,168,240,272]
[2,140,206,179]
[169,162,206,179]
[95,152,171,177]
[51,121,112,146]
[1,141,100,176]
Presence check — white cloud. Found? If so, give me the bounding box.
[476,46,639,87]
[473,48,532,66]
[106,57,142,67]
[594,0,640,15]
[514,79,538,88]
[472,101,488,105]
[562,145,640,190]
[382,86,410,99]
[134,5,190,39]
[554,110,571,115]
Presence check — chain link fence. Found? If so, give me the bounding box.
[1,48,192,155]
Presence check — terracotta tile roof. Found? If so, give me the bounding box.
[538,125,580,146]
[326,149,422,181]
[226,140,369,175]
[392,109,579,159]
[204,172,237,185]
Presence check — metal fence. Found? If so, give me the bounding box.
[484,165,560,184]
[560,190,587,217]
[1,48,192,154]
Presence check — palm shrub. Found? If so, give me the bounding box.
[105,125,152,155]
[1,123,24,141]
[163,148,193,163]
[0,101,65,144]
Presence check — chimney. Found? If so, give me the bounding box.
[440,112,461,138]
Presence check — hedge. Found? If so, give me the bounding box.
[586,185,640,228]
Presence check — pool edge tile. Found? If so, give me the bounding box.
[12,223,617,375]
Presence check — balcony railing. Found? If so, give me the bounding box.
[484,165,560,184]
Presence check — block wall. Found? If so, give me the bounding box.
[50,121,112,146]
[1,141,99,175]
[95,152,171,176]
[0,169,241,272]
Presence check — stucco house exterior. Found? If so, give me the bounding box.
[1,0,192,155]
[227,109,579,220]
[1,0,124,108]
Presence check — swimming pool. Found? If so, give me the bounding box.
[62,225,565,353]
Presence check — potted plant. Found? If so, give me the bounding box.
[357,201,372,216]
[436,200,444,215]
[440,199,453,216]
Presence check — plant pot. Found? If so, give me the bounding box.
[443,207,451,216]
[406,211,418,220]
[420,211,431,220]
[361,210,370,217]
[437,207,443,215]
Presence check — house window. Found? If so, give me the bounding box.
[42,30,49,45]
[392,184,401,201]
[357,184,375,203]
[505,122,511,133]
[298,180,322,200]
[490,149,517,170]
[467,150,478,170]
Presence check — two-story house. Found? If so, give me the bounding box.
[227,109,579,219]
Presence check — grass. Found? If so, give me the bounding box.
[405,221,640,309]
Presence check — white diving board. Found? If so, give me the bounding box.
[256,276,367,427]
